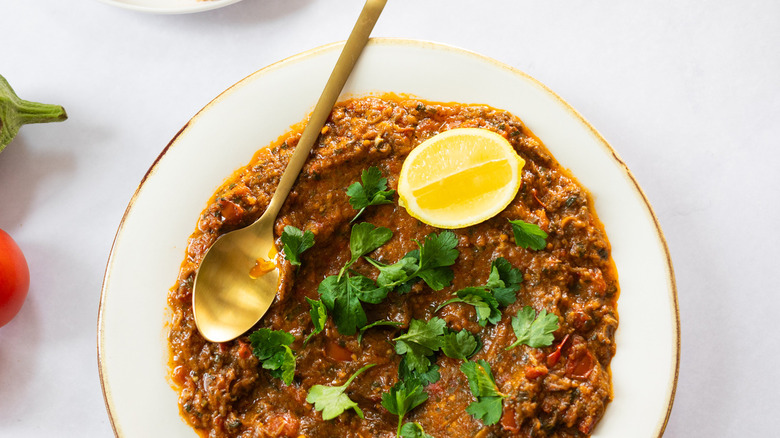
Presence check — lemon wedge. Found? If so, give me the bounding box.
[398,127,525,229]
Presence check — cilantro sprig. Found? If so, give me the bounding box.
[347,166,396,222]
[461,359,507,426]
[357,320,403,343]
[306,364,376,420]
[318,272,388,336]
[248,328,296,385]
[436,257,522,326]
[505,306,559,350]
[382,379,429,436]
[393,318,446,374]
[317,222,393,335]
[508,218,548,250]
[393,318,480,374]
[303,298,327,346]
[399,422,433,438]
[399,357,441,386]
[280,225,315,266]
[367,231,459,292]
[440,329,479,360]
[339,222,393,279]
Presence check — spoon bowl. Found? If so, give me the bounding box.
[192,0,387,343]
[192,217,278,343]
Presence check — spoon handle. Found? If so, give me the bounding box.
[264,0,388,219]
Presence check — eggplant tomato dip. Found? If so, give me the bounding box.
[168,95,619,437]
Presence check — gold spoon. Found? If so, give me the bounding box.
[192,0,387,343]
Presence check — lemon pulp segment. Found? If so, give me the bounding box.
[410,159,513,210]
[398,127,525,228]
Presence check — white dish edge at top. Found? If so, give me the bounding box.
[98,38,679,437]
[95,0,243,14]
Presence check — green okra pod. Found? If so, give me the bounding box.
[1,74,67,153]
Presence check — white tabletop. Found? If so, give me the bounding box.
[1,0,778,436]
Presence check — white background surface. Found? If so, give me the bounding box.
[0,0,777,436]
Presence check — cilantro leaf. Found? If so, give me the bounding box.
[441,329,479,360]
[437,287,501,326]
[368,254,419,289]
[399,422,433,438]
[248,328,296,385]
[437,258,521,326]
[393,318,446,374]
[461,359,506,426]
[416,231,459,289]
[340,222,393,278]
[506,306,559,350]
[465,395,504,426]
[346,166,396,222]
[382,379,429,435]
[508,219,548,250]
[461,359,504,398]
[318,273,386,336]
[303,298,327,346]
[357,320,403,343]
[366,231,459,293]
[280,225,315,266]
[306,364,375,420]
[399,358,441,386]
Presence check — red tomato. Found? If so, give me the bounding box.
[0,229,30,327]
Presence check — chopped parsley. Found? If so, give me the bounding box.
[247,328,296,385]
[505,306,559,350]
[508,218,548,250]
[306,364,376,420]
[280,225,315,266]
[461,359,507,425]
[346,166,396,222]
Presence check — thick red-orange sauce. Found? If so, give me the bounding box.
[168,95,619,437]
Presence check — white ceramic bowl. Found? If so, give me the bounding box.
[98,39,679,437]
[96,0,243,14]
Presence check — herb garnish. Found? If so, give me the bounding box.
[339,222,393,279]
[318,272,388,336]
[306,364,376,420]
[346,166,395,222]
[436,257,522,326]
[393,318,446,374]
[461,359,507,425]
[280,225,315,266]
[303,297,327,346]
[317,222,393,335]
[366,230,459,292]
[382,379,429,436]
[357,320,403,343]
[505,306,559,350]
[247,328,296,385]
[440,329,479,360]
[399,357,441,386]
[393,317,478,373]
[508,218,548,250]
[399,422,433,438]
